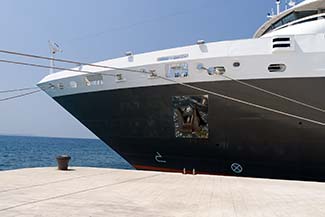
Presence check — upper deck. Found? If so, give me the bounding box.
[254,0,325,38]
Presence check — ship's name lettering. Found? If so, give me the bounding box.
[157,54,189,62]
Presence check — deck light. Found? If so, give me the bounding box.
[196,40,205,45]
[125,51,133,56]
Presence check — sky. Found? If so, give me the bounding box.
[0,0,303,139]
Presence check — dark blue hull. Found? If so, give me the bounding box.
[54,77,325,181]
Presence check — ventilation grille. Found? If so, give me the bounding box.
[272,36,294,52]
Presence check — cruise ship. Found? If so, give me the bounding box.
[38,0,325,181]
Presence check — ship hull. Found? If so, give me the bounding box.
[54,77,325,181]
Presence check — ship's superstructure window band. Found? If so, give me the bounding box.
[263,10,318,35]
[268,64,287,72]
[166,63,189,78]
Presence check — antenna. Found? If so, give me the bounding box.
[48,40,62,74]
[276,0,281,15]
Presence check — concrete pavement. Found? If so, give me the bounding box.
[1,167,325,217]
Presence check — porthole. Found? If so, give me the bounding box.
[233,62,240,67]
[268,64,286,72]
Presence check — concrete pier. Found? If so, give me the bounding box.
[1,167,325,217]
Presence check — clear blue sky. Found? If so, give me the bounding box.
[0,0,303,138]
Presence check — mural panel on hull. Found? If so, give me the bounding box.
[172,95,209,139]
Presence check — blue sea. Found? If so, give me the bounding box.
[0,135,133,171]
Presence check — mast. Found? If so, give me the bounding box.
[276,0,281,15]
[48,41,62,74]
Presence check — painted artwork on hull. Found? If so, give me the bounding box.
[172,95,209,139]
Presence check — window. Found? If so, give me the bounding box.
[294,17,318,26]
[263,10,318,35]
[166,63,189,78]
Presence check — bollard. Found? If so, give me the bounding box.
[56,155,71,171]
[192,168,196,175]
[183,168,186,175]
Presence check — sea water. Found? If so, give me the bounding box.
[0,135,132,171]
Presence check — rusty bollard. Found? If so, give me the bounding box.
[56,155,71,171]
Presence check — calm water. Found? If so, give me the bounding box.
[0,135,133,171]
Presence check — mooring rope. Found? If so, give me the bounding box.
[221,74,325,114]
[157,75,325,127]
[0,89,41,102]
[0,87,39,94]
[1,49,324,114]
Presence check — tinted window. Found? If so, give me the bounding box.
[264,10,318,35]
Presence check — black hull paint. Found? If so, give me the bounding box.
[54,78,325,181]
